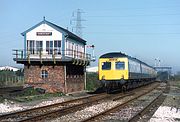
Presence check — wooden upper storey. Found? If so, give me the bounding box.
[13,18,90,65]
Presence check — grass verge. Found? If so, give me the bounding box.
[7,87,65,102]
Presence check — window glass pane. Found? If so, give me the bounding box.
[36,41,43,52]
[50,41,53,47]
[40,41,43,50]
[29,40,34,54]
[54,41,57,47]
[46,41,49,54]
[46,41,53,54]
[50,41,53,54]
[57,41,61,54]
[116,62,125,70]
[46,41,49,48]
[41,70,48,79]
[102,62,111,70]
[58,41,61,47]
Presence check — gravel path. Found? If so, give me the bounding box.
[2,83,173,121]
[51,85,159,122]
[0,91,89,115]
[51,101,120,122]
[149,81,180,122]
[0,97,66,115]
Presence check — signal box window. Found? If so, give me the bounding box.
[116,62,125,70]
[41,70,48,79]
[102,62,111,70]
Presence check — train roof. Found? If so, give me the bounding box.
[100,52,127,58]
[100,52,155,69]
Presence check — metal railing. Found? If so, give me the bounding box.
[13,49,91,61]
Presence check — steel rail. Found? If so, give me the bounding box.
[112,92,135,101]
[0,82,159,122]
[81,83,159,122]
[128,82,170,122]
[128,92,162,122]
[19,92,132,122]
[0,93,107,121]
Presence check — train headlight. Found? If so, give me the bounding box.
[121,75,124,79]
[102,75,105,80]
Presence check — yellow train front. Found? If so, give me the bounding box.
[98,52,157,92]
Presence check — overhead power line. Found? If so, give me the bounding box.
[85,32,180,35]
[85,13,180,18]
[84,23,180,26]
[85,5,180,11]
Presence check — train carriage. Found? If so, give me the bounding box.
[98,52,157,92]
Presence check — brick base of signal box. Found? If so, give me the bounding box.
[24,64,85,93]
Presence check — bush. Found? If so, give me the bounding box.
[35,88,46,94]
[86,73,101,91]
[11,87,65,102]
[174,75,180,81]
[14,87,40,97]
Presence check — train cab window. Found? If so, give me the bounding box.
[116,62,125,70]
[102,62,111,70]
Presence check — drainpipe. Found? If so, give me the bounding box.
[64,65,67,93]
[64,35,69,58]
[84,44,86,90]
[84,66,86,90]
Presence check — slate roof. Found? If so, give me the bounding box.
[21,18,86,44]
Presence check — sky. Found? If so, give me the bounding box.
[0,0,180,73]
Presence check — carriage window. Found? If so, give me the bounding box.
[102,62,111,70]
[116,62,125,70]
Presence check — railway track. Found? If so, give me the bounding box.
[0,82,163,122]
[49,82,159,122]
[0,90,133,122]
[128,82,170,122]
[81,82,168,122]
[0,93,107,121]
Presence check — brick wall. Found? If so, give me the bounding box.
[66,75,85,93]
[66,64,85,93]
[24,65,65,93]
[24,64,85,93]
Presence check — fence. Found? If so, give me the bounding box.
[0,76,24,87]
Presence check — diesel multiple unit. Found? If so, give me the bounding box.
[98,52,157,92]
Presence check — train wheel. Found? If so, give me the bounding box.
[106,86,111,93]
[105,82,109,93]
[122,85,126,93]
